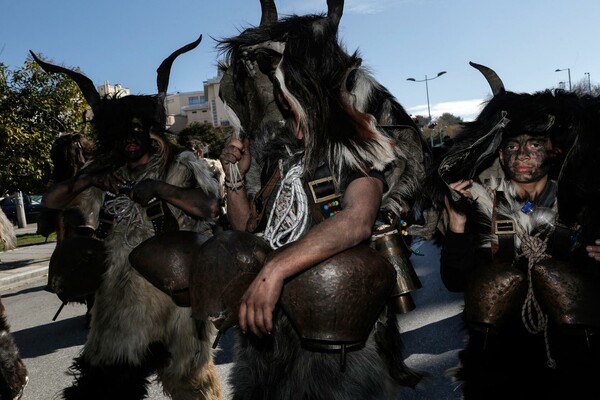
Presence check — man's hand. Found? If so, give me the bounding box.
[89,173,126,194]
[131,179,159,205]
[586,239,600,262]
[238,262,284,337]
[220,138,251,181]
[444,179,473,234]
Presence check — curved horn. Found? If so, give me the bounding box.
[29,50,101,111]
[327,0,344,32]
[469,61,505,96]
[260,0,278,26]
[156,35,203,98]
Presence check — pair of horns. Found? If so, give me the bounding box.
[259,0,344,31]
[29,35,203,111]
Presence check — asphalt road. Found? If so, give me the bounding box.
[1,239,465,399]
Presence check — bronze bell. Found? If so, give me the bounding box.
[371,230,422,313]
[48,235,107,303]
[280,244,396,351]
[463,260,527,334]
[129,230,210,307]
[532,258,600,336]
[189,230,272,334]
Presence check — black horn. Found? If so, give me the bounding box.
[260,0,278,26]
[30,50,101,111]
[469,61,506,96]
[327,0,344,32]
[156,35,203,99]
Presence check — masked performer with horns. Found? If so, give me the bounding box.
[210,0,433,398]
[425,62,600,400]
[33,36,223,400]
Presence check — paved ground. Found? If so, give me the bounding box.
[0,224,54,291]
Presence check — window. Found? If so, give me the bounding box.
[188,96,200,105]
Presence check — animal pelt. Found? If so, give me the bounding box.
[217,6,429,231]
[421,61,584,220]
[63,151,220,399]
[33,36,223,399]
[0,210,16,252]
[0,297,28,400]
[217,2,425,397]
[229,306,420,400]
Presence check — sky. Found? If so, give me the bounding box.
[2,0,600,122]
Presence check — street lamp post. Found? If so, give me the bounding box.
[407,71,447,147]
[555,68,571,91]
[585,72,592,93]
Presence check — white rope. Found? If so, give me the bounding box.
[263,161,309,249]
[223,101,244,186]
[516,223,557,369]
[103,195,145,248]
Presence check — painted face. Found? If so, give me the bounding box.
[500,134,552,183]
[117,118,153,162]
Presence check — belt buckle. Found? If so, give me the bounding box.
[146,201,164,221]
[495,219,515,235]
[307,176,340,203]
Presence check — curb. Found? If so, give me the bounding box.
[0,265,49,291]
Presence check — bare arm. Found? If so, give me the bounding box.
[132,180,219,219]
[239,175,384,337]
[42,173,125,210]
[219,138,252,230]
[444,179,473,233]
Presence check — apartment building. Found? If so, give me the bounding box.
[97,81,130,98]
[95,74,229,134]
[165,71,229,134]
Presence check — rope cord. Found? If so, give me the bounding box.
[516,222,557,369]
[103,195,145,248]
[263,160,309,249]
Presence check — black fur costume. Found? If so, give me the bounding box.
[31,37,222,400]
[214,1,430,399]
[424,62,600,400]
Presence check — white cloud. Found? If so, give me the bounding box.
[407,99,485,122]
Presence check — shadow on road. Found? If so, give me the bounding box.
[13,315,87,358]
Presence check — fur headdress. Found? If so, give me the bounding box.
[216,0,418,177]
[426,62,583,209]
[217,0,428,227]
[30,36,203,170]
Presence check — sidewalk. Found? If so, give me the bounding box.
[0,224,54,291]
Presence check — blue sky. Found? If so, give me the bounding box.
[2,0,599,122]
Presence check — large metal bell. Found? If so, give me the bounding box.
[189,230,272,332]
[532,258,600,335]
[129,230,209,307]
[280,244,396,349]
[463,260,527,333]
[48,235,107,303]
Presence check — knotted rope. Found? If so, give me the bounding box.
[516,224,557,369]
[103,195,145,248]
[263,160,309,249]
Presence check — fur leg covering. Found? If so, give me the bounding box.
[451,321,600,400]
[62,342,169,400]
[66,250,222,400]
[229,308,420,400]
[158,320,222,400]
[0,298,28,400]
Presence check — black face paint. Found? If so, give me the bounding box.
[500,134,552,184]
[117,118,153,162]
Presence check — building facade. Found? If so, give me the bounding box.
[165,71,229,134]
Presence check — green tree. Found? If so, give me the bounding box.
[177,122,229,159]
[0,56,88,195]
